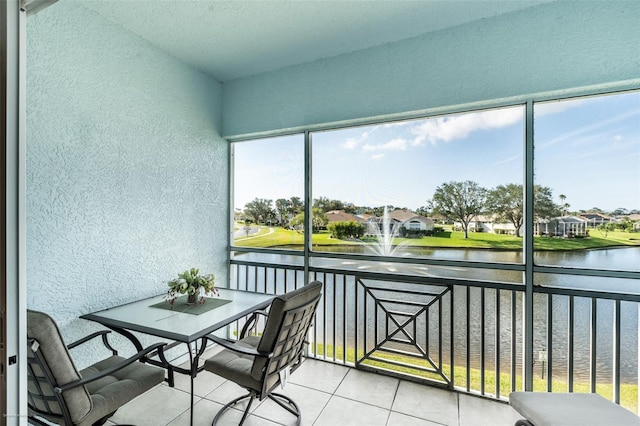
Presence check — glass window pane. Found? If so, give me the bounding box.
[311,106,525,263]
[534,91,640,271]
[232,135,304,249]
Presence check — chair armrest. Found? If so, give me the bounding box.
[54,342,167,393]
[67,330,118,355]
[240,309,269,338]
[205,334,272,358]
[67,330,110,349]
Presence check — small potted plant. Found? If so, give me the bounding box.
[166,267,217,306]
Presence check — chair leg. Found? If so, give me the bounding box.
[268,392,301,426]
[515,420,534,426]
[213,392,256,426]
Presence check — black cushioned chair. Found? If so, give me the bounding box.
[203,281,323,425]
[26,309,166,426]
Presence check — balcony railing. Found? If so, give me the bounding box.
[229,254,639,413]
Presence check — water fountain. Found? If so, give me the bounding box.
[365,206,408,257]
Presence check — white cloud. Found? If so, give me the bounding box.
[411,107,523,145]
[341,130,371,149]
[371,153,385,160]
[362,138,408,152]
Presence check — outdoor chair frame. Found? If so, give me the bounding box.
[203,281,323,425]
[26,310,166,426]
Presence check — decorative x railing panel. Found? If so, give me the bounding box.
[355,278,453,388]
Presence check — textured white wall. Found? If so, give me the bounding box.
[222,1,640,137]
[26,0,226,359]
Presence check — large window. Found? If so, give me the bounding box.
[230,91,639,278]
[232,135,304,249]
[534,91,640,273]
[311,106,525,265]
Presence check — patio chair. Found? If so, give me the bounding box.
[203,281,323,425]
[26,309,166,426]
[509,391,640,426]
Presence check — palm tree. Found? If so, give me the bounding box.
[559,194,568,215]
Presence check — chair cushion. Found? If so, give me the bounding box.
[27,310,92,424]
[204,336,263,392]
[78,356,165,425]
[509,392,640,426]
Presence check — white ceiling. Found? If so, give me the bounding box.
[81,0,552,82]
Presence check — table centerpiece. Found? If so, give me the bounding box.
[166,267,218,306]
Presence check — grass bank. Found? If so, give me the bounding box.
[233,224,640,251]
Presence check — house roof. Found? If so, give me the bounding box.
[580,213,612,220]
[81,1,551,82]
[557,216,588,224]
[325,210,363,223]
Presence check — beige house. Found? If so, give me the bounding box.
[366,209,434,236]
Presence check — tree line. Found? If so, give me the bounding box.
[239,181,636,239]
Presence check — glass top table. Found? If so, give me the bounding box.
[81,288,274,426]
[81,288,274,343]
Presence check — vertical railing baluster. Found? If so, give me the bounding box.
[343,274,347,364]
[355,278,359,367]
[613,299,621,404]
[568,295,574,392]
[313,273,321,357]
[481,287,486,395]
[438,295,442,377]
[450,287,454,387]
[283,267,287,293]
[511,291,517,392]
[547,294,553,392]
[272,267,277,294]
[244,264,249,291]
[466,285,471,392]
[364,280,368,367]
[590,298,597,393]
[333,273,337,362]
[495,289,501,398]
[323,273,328,358]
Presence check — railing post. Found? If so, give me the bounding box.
[523,100,535,391]
[304,130,311,285]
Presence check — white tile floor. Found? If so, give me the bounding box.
[105,356,523,426]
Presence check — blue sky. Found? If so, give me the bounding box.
[234,91,639,213]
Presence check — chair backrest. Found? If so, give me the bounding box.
[252,281,322,394]
[26,310,92,425]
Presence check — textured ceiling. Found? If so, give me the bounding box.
[81,0,552,82]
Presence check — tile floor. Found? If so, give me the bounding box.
[105,355,523,426]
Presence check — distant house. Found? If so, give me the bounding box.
[580,212,616,228]
[453,215,522,235]
[455,215,519,235]
[365,209,434,236]
[623,214,640,232]
[536,216,588,237]
[325,210,364,224]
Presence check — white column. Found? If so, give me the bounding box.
[4,1,27,424]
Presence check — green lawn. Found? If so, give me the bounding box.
[233,223,639,251]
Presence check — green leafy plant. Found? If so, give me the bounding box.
[166,267,217,305]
